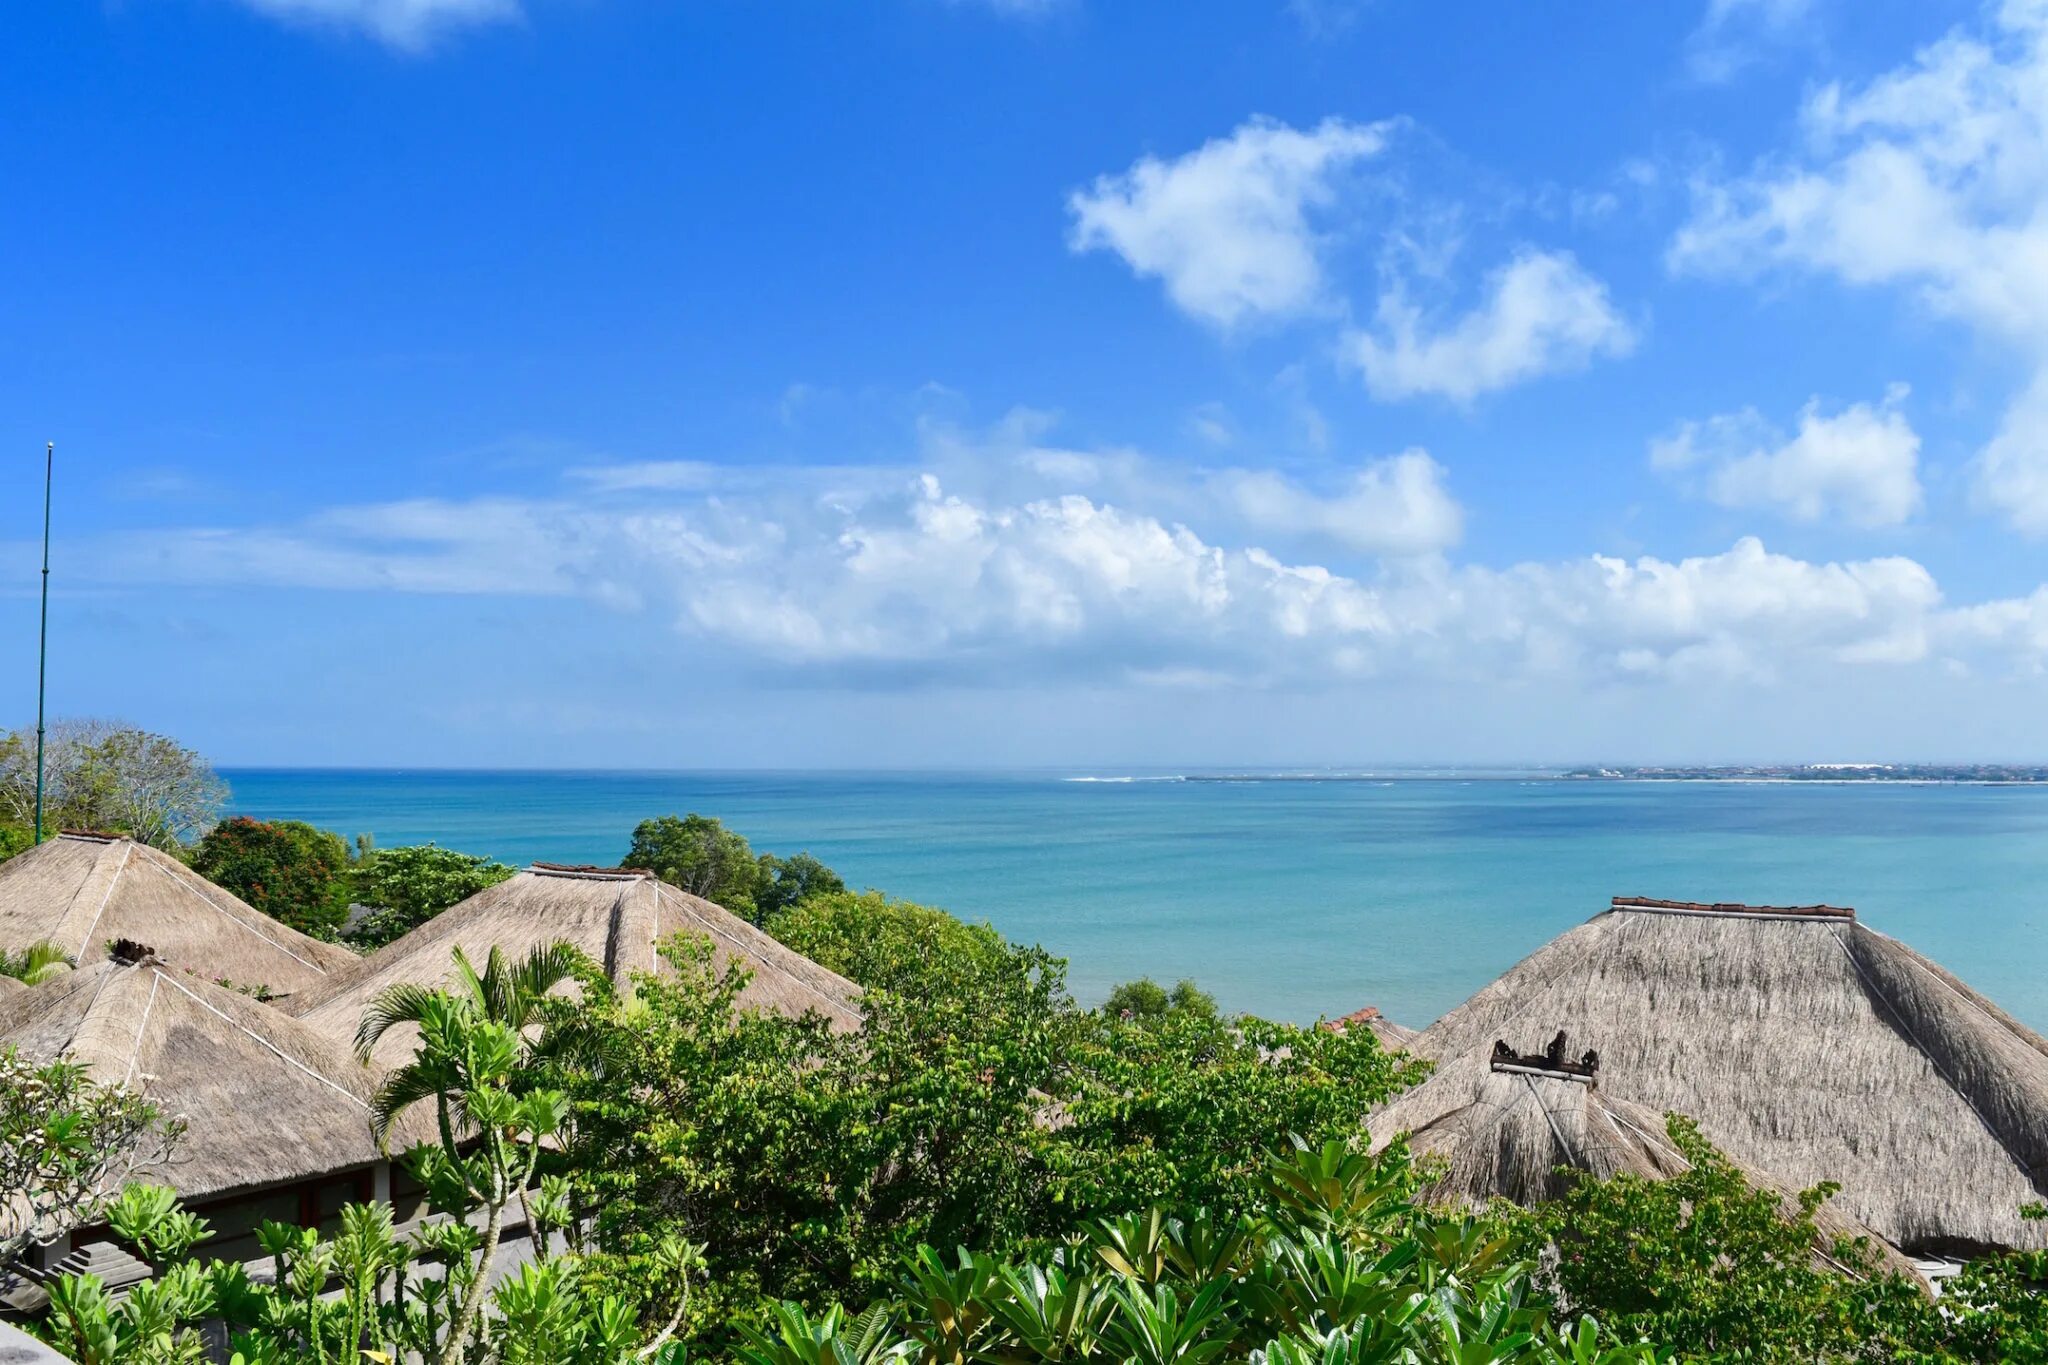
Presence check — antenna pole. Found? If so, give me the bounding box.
[34,442,51,844]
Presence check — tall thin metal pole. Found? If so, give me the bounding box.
[34,442,51,845]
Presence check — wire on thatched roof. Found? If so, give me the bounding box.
[288,865,864,1063]
[0,955,424,1203]
[0,833,358,997]
[1403,897,2048,1256]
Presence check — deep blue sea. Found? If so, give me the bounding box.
[220,770,2048,1034]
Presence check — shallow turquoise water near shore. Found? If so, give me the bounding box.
[221,770,2048,1033]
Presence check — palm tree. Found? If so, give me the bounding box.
[355,941,592,1365]
[0,940,72,986]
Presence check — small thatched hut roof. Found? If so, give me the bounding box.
[1369,1029,1920,1280]
[0,832,358,997]
[288,864,863,1063]
[1323,1004,1421,1052]
[0,949,419,1202]
[1404,896,2048,1256]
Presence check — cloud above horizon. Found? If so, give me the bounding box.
[1346,249,1636,402]
[230,0,517,49]
[51,424,2048,691]
[1650,386,1923,527]
[1072,116,1636,404]
[1068,116,1394,329]
[1672,0,2048,535]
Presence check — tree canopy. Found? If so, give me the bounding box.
[346,842,517,948]
[0,720,226,851]
[191,816,353,940]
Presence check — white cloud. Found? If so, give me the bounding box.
[63,449,2048,687]
[1671,2,2048,532]
[1650,387,1923,527]
[1687,0,1818,82]
[1223,450,1462,555]
[231,0,517,50]
[1345,249,1636,401]
[1067,116,1393,328]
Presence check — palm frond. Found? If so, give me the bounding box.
[355,981,453,1062]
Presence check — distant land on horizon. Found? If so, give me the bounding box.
[1562,763,2048,783]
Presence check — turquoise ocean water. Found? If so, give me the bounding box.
[221,770,2048,1034]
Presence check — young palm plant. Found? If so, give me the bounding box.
[0,939,72,986]
[355,941,593,1365]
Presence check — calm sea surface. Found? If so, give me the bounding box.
[221,770,2048,1033]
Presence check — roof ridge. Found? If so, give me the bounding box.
[529,862,652,881]
[1611,895,1854,921]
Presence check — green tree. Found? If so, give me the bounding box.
[191,816,353,939]
[0,1047,184,1280]
[1046,1004,1421,1220]
[735,1139,1663,1365]
[755,851,847,920]
[346,842,516,948]
[1101,977,1218,1026]
[0,720,227,850]
[357,942,590,1365]
[1512,1114,1931,1363]
[0,822,30,863]
[628,814,766,919]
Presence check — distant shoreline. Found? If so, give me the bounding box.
[1560,765,2048,784]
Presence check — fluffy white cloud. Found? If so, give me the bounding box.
[1067,116,1392,327]
[1671,1,2048,532]
[72,452,2048,687]
[1344,250,1635,402]
[1223,450,1462,555]
[1650,387,1922,526]
[231,0,517,50]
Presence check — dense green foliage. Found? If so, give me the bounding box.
[544,895,1423,1330]
[346,842,517,948]
[191,816,354,939]
[0,1047,182,1279]
[626,813,844,923]
[1102,978,1219,1025]
[732,1139,1661,1365]
[1510,1118,2046,1364]
[0,721,226,850]
[0,821,30,863]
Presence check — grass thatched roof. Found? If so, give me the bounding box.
[1369,1030,1921,1281]
[0,832,358,997]
[1400,896,2048,1256]
[288,864,863,1063]
[0,952,422,1202]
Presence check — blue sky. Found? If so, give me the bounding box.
[4,0,2048,767]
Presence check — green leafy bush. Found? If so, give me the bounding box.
[191,816,353,939]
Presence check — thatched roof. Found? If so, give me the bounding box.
[0,974,22,998]
[0,833,358,997]
[1400,896,2048,1256]
[288,864,863,1063]
[1369,1031,1920,1280]
[0,952,419,1202]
